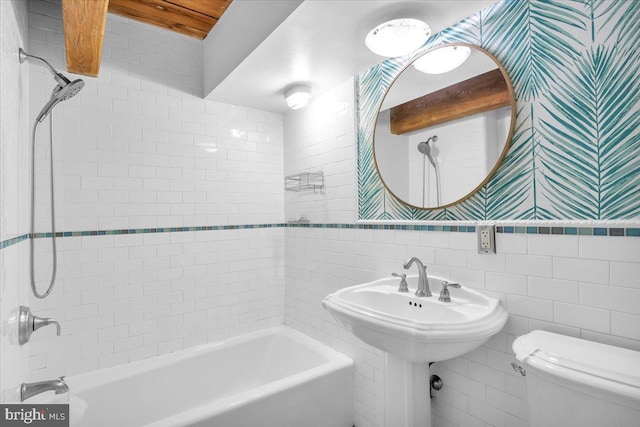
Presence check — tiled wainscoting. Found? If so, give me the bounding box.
[3,221,638,426]
[0,243,30,402]
[285,225,640,427]
[27,226,284,379]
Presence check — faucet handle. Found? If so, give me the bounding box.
[442,281,461,288]
[438,281,461,302]
[18,306,62,345]
[391,273,408,292]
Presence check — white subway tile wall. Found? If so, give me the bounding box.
[283,80,640,427]
[284,79,388,427]
[283,79,356,224]
[29,0,284,232]
[0,0,31,402]
[26,0,285,381]
[2,2,637,427]
[29,228,284,379]
[285,226,640,427]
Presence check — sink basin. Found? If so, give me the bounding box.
[323,275,508,363]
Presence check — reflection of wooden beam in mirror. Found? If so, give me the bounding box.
[62,0,109,77]
[390,68,511,135]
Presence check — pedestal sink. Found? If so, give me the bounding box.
[322,275,508,427]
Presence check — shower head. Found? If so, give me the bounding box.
[52,78,85,101]
[35,79,85,123]
[417,135,438,168]
[19,48,85,122]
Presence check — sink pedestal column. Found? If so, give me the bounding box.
[384,353,431,427]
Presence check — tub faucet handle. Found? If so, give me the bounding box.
[391,273,408,292]
[18,306,61,345]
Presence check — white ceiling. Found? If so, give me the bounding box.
[204,0,497,114]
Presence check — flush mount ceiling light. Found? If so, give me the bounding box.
[365,18,431,58]
[413,45,472,74]
[284,84,312,110]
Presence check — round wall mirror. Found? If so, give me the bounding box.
[374,43,516,209]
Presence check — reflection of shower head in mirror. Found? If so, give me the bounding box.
[417,135,438,168]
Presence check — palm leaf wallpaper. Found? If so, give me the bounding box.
[357,0,640,221]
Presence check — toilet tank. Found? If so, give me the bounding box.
[513,330,640,427]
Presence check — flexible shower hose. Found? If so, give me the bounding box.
[29,114,58,298]
[434,162,441,206]
[422,156,442,207]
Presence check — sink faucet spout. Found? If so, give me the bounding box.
[403,257,431,297]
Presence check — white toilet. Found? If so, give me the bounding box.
[513,330,640,427]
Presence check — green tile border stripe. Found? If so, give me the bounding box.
[0,234,29,250]
[495,226,640,237]
[289,224,640,236]
[0,224,285,250]
[2,224,639,251]
[31,223,285,239]
[287,223,477,232]
[286,223,479,232]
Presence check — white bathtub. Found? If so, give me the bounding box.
[59,327,354,427]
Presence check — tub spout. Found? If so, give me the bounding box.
[21,377,68,402]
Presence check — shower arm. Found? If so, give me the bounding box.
[19,48,58,74]
[19,49,70,86]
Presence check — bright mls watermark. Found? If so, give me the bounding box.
[0,405,68,426]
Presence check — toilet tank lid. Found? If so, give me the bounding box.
[513,330,640,399]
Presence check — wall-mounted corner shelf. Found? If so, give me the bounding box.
[285,171,324,194]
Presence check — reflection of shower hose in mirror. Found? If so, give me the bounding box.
[422,155,426,207]
[30,115,58,299]
[423,160,442,206]
[434,165,441,205]
[418,136,441,206]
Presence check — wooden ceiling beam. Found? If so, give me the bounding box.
[62,0,109,77]
[390,68,512,135]
[108,0,219,40]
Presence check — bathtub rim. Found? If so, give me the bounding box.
[63,325,351,393]
[144,331,354,427]
[59,325,354,427]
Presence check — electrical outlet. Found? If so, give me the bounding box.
[477,225,496,254]
[480,230,491,248]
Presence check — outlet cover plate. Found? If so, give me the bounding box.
[477,225,496,254]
